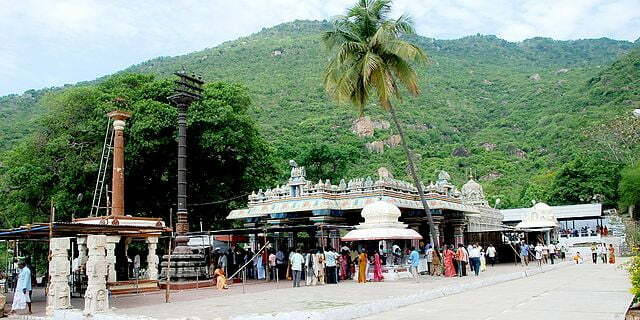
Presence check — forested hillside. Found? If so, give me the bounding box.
[1,20,638,220]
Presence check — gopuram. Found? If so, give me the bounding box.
[228,161,503,249]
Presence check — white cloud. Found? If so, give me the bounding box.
[0,0,638,95]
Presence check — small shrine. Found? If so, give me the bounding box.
[516,202,559,244]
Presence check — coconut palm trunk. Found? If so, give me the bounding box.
[388,103,440,250]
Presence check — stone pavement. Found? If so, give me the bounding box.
[108,261,572,320]
[361,261,632,320]
[8,260,630,320]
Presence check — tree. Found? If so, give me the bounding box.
[321,0,440,248]
[548,157,621,207]
[0,73,277,229]
[619,162,640,219]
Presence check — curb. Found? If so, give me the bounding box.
[232,262,571,320]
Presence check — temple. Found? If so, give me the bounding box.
[227,161,503,249]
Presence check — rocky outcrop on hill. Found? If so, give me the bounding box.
[365,141,384,153]
[452,147,470,157]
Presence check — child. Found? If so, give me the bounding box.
[572,252,583,264]
[214,268,228,290]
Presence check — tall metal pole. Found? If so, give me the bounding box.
[168,71,203,255]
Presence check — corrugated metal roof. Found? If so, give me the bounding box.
[501,203,602,222]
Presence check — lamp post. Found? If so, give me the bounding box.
[168,71,204,254]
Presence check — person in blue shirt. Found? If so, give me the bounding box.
[519,242,529,266]
[408,247,420,281]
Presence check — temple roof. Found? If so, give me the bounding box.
[341,200,422,241]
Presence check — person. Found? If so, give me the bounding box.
[0,271,7,317]
[591,244,597,264]
[455,244,468,277]
[519,242,529,266]
[468,244,481,276]
[560,245,567,261]
[408,247,420,280]
[276,249,285,279]
[339,250,350,280]
[425,245,434,275]
[467,244,474,273]
[573,252,583,264]
[305,250,316,286]
[597,243,607,264]
[373,251,384,282]
[479,248,487,272]
[443,245,456,277]
[431,249,443,276]
[541,244,549,264]
[486,244,496,267]
[357,249,368,283]
[608,244,616,264]
[547,242,556,265]
[253,251,265,280]
[214,268,228,290]
[10,261,32,314]
[324,248,338,284]
[534,243,543,266]
[268,250,277,281]
[314,249,326,284]
[290,249,304,287]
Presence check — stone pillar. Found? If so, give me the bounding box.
[105,235,120,283]
[77,236,88,270]
[437,223,444,247]
[146,237,159,280]
[46,237,71,315]
[453,223,465,246]
[84,235,108,315]
[107,110,131,216]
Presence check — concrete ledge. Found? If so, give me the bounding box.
[231,262,572,320]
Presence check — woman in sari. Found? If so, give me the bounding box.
[357,249,368,283]
[373,252,384,282]
[443,245,457,277]
[480,249,487,272]
[608,244,616,264]
[214,268,228,290]
[431,249,443,276]
[339,250,350,280]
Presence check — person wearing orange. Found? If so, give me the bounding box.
[214,268,228,290]
[608,244,616,264]
[455,243,468,277]
[443,245,457,277]
[357,249,368,283]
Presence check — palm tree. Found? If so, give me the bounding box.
[323,0,440,250]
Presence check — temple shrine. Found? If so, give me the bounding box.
[227,161,503,250]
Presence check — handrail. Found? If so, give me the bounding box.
[227,241,270,281]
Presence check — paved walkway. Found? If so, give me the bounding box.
[361,261,632,320]
[8,260,630,320]
[109,262,572,320]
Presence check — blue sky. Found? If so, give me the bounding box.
[1,0,639,96]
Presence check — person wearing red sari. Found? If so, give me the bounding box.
[373,252,384,281]
[339,250,351,280]
[443,245,457,277]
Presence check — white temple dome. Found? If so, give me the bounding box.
[342,200,422,241]
[461,177,488,207]
[361,200,401,222]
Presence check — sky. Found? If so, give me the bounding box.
[1,0,639,96]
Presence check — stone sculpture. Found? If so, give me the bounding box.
[84,235,109,315]
[146,237,159,280]
[46,237,72,315]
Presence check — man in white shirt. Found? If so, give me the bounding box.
[290,249,305,287]
[324,248,339,284]
[486,244,496,267]
[468,244,481,276]
[547,243,556,264]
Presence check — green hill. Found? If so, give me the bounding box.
[1,20,638,208]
